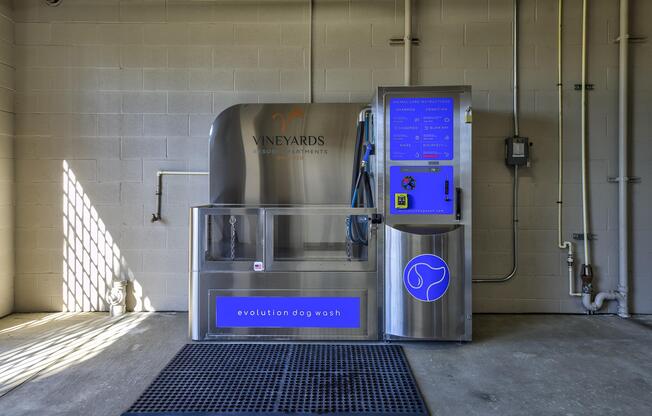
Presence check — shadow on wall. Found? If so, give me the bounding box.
[62,161,151,312]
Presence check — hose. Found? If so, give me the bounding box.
[348,111,374,246]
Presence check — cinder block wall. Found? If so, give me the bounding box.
[11,0,652,313]
[0,0,13,318]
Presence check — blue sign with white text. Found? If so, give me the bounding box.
[403,254,450,302]
[215,296,361,328]
[390,97,454,161]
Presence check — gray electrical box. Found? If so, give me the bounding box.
[505,136,530,166]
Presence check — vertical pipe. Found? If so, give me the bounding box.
[404,0,412,86]
[153,172,163,222]
[307,0,313,103]
[513,0,519,136]
[617,0,630,317]
[580,0,591,267]
[557,0,565,248]
[558,0,580,296]
[472,0,520,284]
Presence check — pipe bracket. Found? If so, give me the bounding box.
[608,176,641,184]
[389,38,420,46]
[574,83,594,90]
[613,35,647,43]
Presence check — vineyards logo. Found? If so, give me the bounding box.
[253,106,325,147]
[272,107,304,134]
[252,135,325,146]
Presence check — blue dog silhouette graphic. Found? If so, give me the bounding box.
[403,254,450,302]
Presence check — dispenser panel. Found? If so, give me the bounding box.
[389,166,454,215]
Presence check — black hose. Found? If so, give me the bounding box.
[352,170,363,207]
[363,171,374,208]
[350,121,364,202]
[348,117,372,245]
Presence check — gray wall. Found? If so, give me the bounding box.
[0,0,13,318]
[11,0,652,313]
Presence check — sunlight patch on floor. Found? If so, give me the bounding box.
[0,313,147,397]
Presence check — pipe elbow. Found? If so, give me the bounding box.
[582,293,598,311]
[582,291,618,312]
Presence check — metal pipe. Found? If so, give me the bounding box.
[580,0,591,267]
[583,290,618,312]
[473,0,520,284]
[616,0,630,317]
[308,0,313,103]
[404,0,412,86]
[579,0,630,315]
[473,165,519,283]
[358,107,371,122]
[151,171,209,222]
[513,0,519,136]
[557,0,580,296]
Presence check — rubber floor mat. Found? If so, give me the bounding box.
[122,344,429,415]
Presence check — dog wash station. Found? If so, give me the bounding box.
[189,86,473,342]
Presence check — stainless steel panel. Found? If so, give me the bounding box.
[375,86,472,341]
[189,206,380,341]
[385,226,470,341]
[191,272,377,341]
[209,103,366,205]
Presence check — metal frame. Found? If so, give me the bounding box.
[190,205,380,341]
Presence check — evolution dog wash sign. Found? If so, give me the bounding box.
[215,297,361,328]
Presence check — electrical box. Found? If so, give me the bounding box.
[505,136,530,166]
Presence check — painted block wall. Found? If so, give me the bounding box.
[0,0,13,318]
[10,0,652,313]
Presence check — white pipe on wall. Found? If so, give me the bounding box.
[557,0,579,297]
[404,0,412,86]
[579,0,591,270]
[580,0,629,316]
[616,0,630,317]
[579,0,601,312]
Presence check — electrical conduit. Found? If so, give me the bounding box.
[473,0,520,283]
[404,0,411,86]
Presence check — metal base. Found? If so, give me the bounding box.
[122,344,428,416]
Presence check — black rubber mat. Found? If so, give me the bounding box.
[122,344,429,415]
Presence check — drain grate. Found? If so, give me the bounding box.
[122,344,429,416]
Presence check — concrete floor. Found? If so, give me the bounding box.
[0,313,650,416]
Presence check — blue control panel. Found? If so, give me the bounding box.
[389,166,454,215]
[389,97,454,161]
